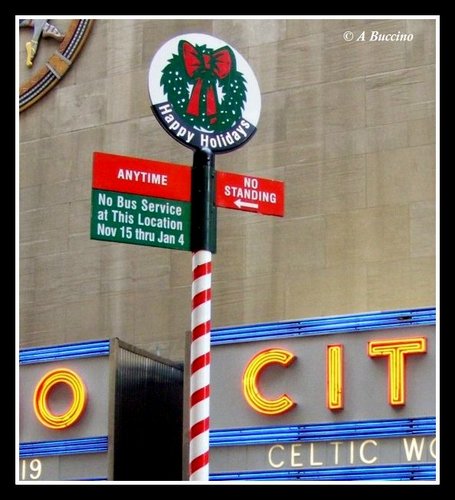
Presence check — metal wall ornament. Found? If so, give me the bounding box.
[19,19,94,112]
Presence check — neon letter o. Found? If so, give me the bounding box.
[33,368,87,429]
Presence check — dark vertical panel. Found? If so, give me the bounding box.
[113,342,183,480]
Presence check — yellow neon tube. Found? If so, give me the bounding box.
[33,368,87,430]
[327,344,344,410]
[368,337,427,406]
[242,348,296,415]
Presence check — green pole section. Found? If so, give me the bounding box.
[190,148,217,253]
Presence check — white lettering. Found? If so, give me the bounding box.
[430,437,437,459]
[370,30,379,41]
[157,231,175,244]
[268,445,285,469]
[265,438,436,470]
[117,169,168,186]
[369,31,414,42]
[225,132,234,145]
[111,209,133,224]
[223,186,277,204]
[135,227,155,242]
[200,134,209,148]
[158,103,173,115]
[116,196,136,209]
[97,209,108,221]
[310,443,323,466]
[235,125,247,138]
[330,441,342,465]
[21,459,42,480]
[98,192,112,206]
[291,444,303,467]
[244,177,258,189]
[402,437,426,461]
[140,199,182,216]
[97,223,116,237]
[349,441,354,464]
[137,214,183,231]
[359,440,378,464]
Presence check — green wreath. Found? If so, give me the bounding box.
[160,40,247,133]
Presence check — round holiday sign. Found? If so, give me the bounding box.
[148,33,261,154]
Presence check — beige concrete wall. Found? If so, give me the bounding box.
[19,18,436,360]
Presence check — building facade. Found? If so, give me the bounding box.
[19,18,437,482]
[19,18,436,360]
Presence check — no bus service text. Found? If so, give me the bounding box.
[98,192,182,216]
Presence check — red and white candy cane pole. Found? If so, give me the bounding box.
[189,148,217,481]
[189,250,212,480]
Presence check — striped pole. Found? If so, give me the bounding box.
[189,249,212,480]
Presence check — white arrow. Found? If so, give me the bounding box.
[234,199,259,210]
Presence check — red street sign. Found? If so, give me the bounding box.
[215,171,285,217]
[92,152,191,201]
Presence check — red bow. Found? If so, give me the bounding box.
[180,41,233,124]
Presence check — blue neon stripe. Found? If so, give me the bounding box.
[210,417,435,447]
[209,463,436,481]
[211,307,435,345]
[20,340,110,364]
[19,436,108,458]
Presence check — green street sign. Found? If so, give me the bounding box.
[91,189,191,251]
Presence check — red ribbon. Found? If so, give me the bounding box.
[181,41,233,124]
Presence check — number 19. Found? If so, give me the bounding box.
[21,459,42,480]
